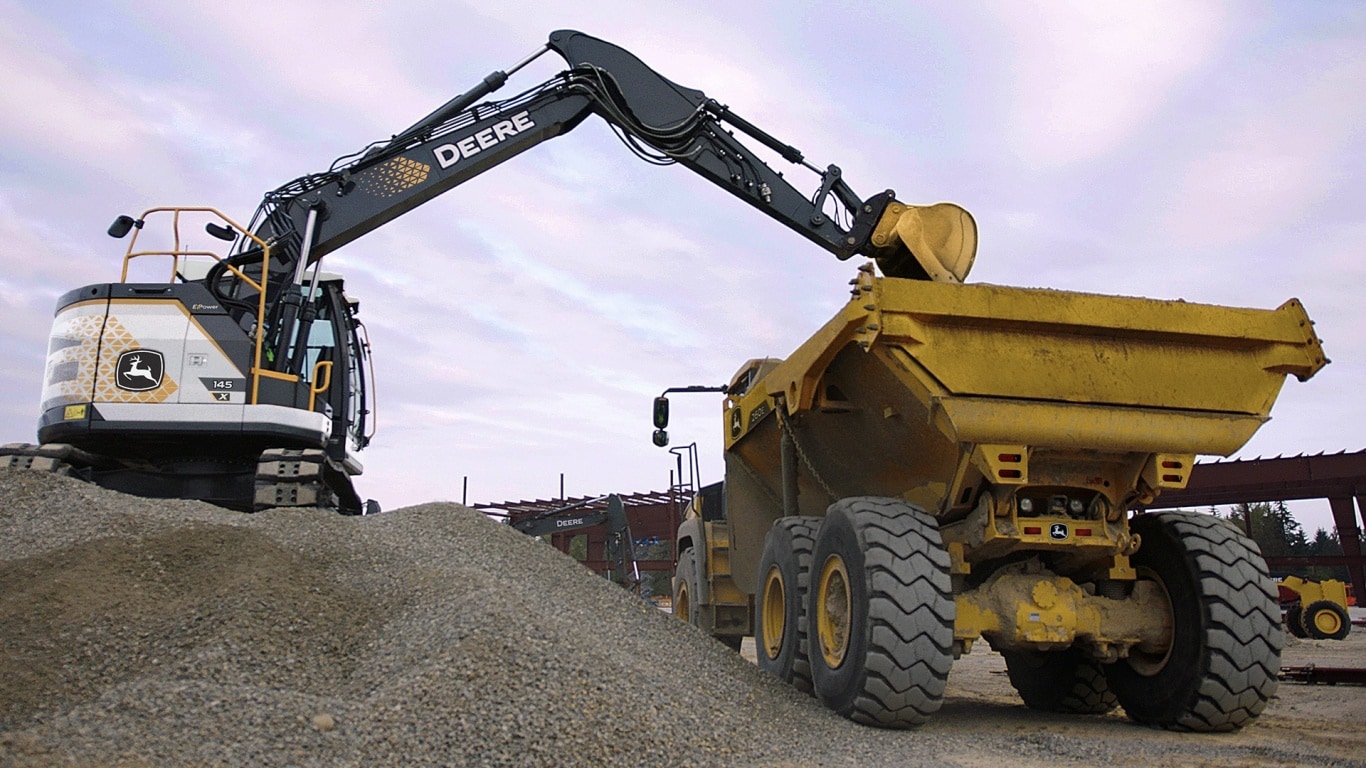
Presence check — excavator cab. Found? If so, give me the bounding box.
[21,207,378,513]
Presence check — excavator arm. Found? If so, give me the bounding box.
[250,29,975,282]
[510,494,638,588]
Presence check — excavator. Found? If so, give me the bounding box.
[1,30,974,514]
[507,494,639,591]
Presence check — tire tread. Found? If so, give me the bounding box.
[1109,511,1281,732]
[811,496,954,728]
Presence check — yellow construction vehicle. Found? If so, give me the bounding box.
[654,211,1328,731]
[1280,576,1352,640]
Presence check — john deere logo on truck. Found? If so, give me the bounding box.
[432,111,536,169]
[115,350,164,392]
[1049,523,1069,540]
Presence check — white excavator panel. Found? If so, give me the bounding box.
[42,297,249,417]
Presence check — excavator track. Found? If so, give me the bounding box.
[2,443,371,515]
[254,448,369,515]
[255,448,337,511]
[0,442,103,476]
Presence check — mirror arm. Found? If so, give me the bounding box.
[650,384,728,448]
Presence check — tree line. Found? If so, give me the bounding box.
[1217,501,1349,582]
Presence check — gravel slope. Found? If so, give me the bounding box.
[2,469,1361,767]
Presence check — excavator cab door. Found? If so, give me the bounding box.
[296,278,374,459]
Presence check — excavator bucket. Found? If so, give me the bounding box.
[869,202,977,283]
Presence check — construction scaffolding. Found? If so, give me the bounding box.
[473,490,687,585]
[1143,449,1366,603]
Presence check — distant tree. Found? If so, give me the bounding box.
[1305,527,1350,582]
[567,533,588,561]
[1220,501,1310,577]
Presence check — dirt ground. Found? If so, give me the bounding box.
[741,612,1366,767]
[3,470,1362,767]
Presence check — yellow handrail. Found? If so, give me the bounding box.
[309,361,333,412]
[118,207,274,405]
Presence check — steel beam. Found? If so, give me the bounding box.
[1141,450,1366,590]
[1330,495,1366,601]
[1145,450,1366,508]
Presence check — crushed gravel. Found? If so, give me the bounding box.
[2,469,1362,767]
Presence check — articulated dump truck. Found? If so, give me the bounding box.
[662,250,1327,731]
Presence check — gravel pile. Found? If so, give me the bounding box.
[0,470,866,766]
[2,469,1357,767]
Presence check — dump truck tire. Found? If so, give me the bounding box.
[1303,600,1350,640]
[674,548,698,627]
[1285,604,1309,638]
[755,516,821,693]
[1105,511,1281,732]
[808,497,954,728]
[1003,649,1118,714]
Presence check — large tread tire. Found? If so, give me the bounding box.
[1285,604,1309,638]
[808,497,954,728]
[1303,600,1351,640]
[1105,511,1281,732]
[673,548,699,627]
[755,516,821,693]
[1003,649,1118,714]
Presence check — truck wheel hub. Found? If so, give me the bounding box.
[1125,566,1175,677]
[816,554,852,668]
[1312,607,1342,636]
[761,565,787,661]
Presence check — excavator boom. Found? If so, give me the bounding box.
[252,30,970,281]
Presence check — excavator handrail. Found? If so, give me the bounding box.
[117,206,278,405]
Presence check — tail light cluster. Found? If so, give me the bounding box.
[1015,490,1113,521]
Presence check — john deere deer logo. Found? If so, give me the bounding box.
[116,350,165,392]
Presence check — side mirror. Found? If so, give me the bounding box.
[205,222,237,242]
[107,215,140,239]
[652,396,670,429]
[652,429,669,447]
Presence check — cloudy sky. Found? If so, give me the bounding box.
[0,1,1360,531]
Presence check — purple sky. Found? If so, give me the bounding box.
[1,1,1361,532]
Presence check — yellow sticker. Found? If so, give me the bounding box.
[64,404,87,420]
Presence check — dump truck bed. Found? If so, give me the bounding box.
[764,274,1325,451]
[720,269,1327,586]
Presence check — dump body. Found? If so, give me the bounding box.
[721,267,1326,597]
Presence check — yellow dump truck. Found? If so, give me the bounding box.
[656,212,1327,732]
